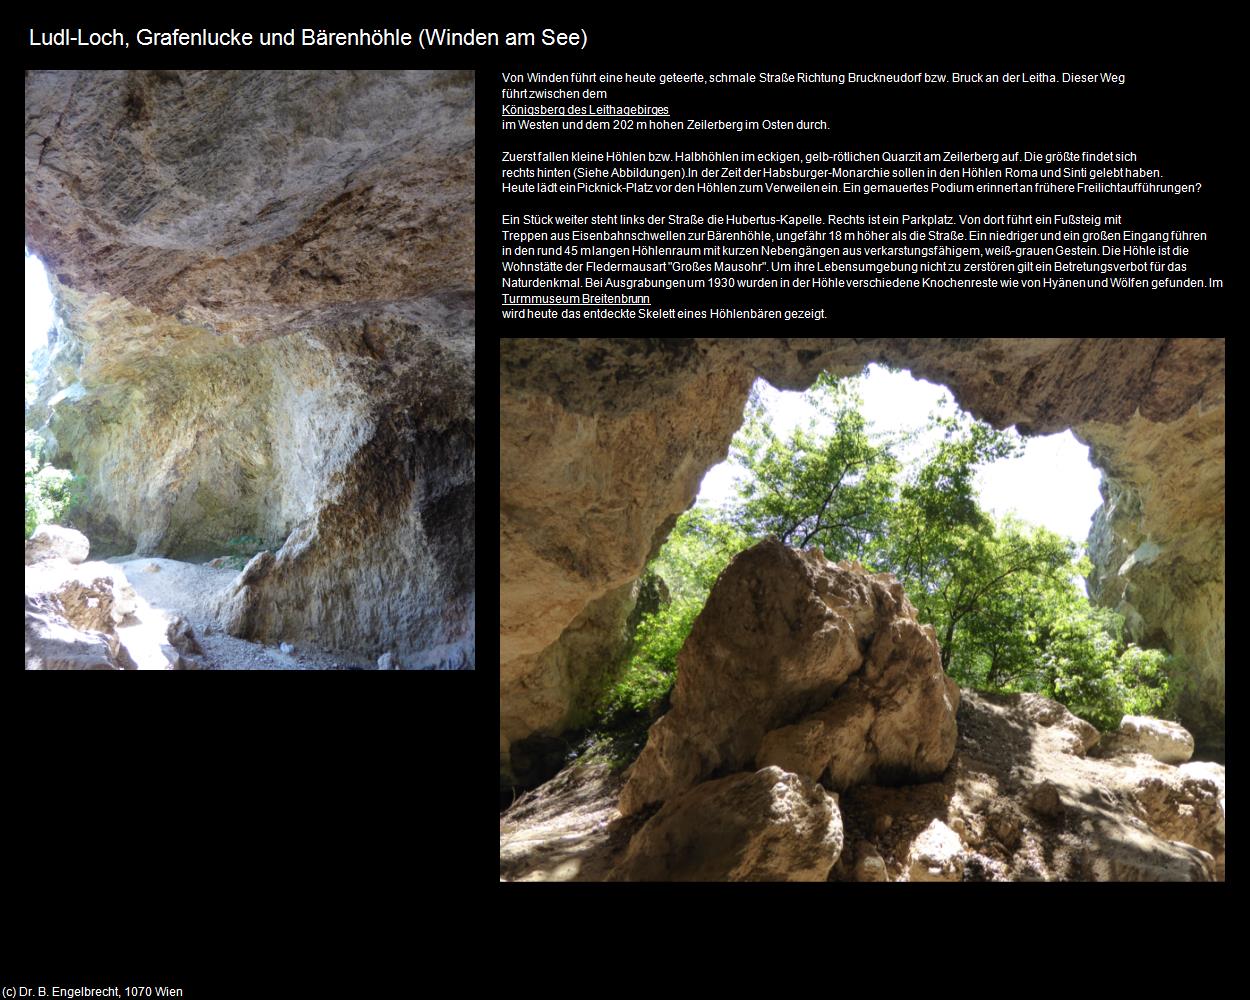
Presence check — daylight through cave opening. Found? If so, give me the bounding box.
[500,339,1225,783]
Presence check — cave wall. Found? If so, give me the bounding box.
[25,70,475,665]
[499,338,1224,771]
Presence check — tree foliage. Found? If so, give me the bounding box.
[596,507,750,724]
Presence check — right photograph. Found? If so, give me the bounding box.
[500,338,1225,881]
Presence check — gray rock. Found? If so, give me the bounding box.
[377,652,395,670]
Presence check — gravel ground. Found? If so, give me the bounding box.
[114,556,377,670]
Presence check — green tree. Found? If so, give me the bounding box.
[601,372,1177,735]
[876,409,1021,585]
[597,506,751,723]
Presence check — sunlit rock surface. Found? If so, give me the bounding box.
[499,338,1223,768]
[25,70,475,665]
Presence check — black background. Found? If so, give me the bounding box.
[17,12,1230,988]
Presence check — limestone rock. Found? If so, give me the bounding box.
[1131,761,1224,880]
[620,540,923,815]
[1107,716,1194,764]
[1085,401,1225,755]
[907,819,965,882]
[26,595,129,671]
[1028,780,1065,818]
[611,767,843,882]
[1015,692,1100,756]
[24,561,143,671]
[25,525,90,565]
[499,338,1223,765]
[756,615,959,791]
[501,579,640,784]
[165,615,207,670]
[26,70,475,668]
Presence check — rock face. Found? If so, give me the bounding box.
[25,525,90,565]
[26,71,475,666]
[618,539,958,815]
[611,767,843,882]
[499,338,1224,769]
[1085,408,1225,753]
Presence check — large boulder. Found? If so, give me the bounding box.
[1015,692,1100,756]
[1106,716,1195,764]
[24,561,141,671]
[618,540,958,815]
[25,525,90,565]
[610,767,843,882]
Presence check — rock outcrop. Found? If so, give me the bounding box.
[501,688,1223,882]
[618,540,958,816]
[500,338,1224,768]
[1130,762,1225,881]
[25,71,475,666]
[610,766,843,882]
[501,579,641,785]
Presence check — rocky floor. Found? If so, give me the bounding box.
[499,688,1225,882]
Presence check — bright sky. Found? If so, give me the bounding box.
[25,250,54,361]
[697,364,1104,550]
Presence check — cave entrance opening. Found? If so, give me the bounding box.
[24,249,53,368]
[695,363,1104,580]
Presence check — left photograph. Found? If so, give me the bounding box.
[24,69,475,670]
